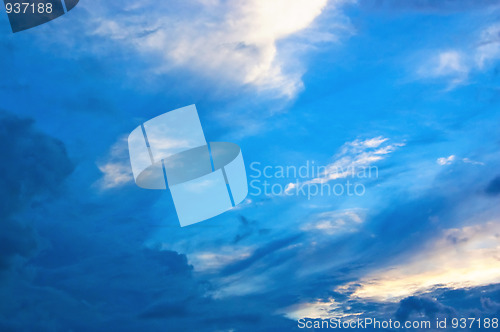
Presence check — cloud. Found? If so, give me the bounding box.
[0,219,37,271]
[462,158,485,166]
[98,162,133,189]
[231,215,270,244]
[283,298,339,320]
[139,301,188,319]
[476,24,500,69]
[417,22,500,89]
[437,155,485,166]
[286,136,404,191]
[395,296,455,321]
[435,52,468,76]
[0,111,73,270]
[437,155,456,166]
[187,247,253,273]
[481,297,500,314]
[220,234,302,276]
[343,220,500,302]
[418,51,469,88]
[237,144,499,322]
[0,247,204,331]
[279,152,500,315]
[302,209,366,235]
[87,0,354,97]
[96,136,133,189]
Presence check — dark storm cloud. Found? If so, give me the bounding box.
[481,297,500,314]
[0,219,36,269]
[5,245,203,331]
[0,110,73,270]
[396,296,455,321]
[435,284,500,314]
[323,285,500,331]
[0,111,73,214]
[21,241,299,331]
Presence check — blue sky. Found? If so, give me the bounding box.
[1,0,500,331]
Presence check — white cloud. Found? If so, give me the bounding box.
[96,136,133,189]
[302,209,366,235]
[281,297,365,320]
[462,157,485,166]
[436,155,485,166]
[476,24,500,69]
[88,0,354,97]
[286,136,404,191]
[418,51,469,88]
[418,23,500,89]
[282,299,338,320]
[97,162,133,189]
[436,51,468,75]
[186,247,253,272]
[97,131,213,190]
[436,154,455,166]
[340,220,500,302]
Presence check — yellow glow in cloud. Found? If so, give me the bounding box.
[282,299,338,320]
[92,0,353,97]
[344,221,500,302]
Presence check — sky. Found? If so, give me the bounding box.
[1,0,500,331]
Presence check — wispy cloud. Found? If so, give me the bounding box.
[286,136,404,192]
[97,162,133,189]
[436,154,456,166]
[417,23,500,89]
[282,298,339,320]
[96,136,133,189]
[418,51,469,89]
[476,24,500,69]
[186,246,253,273]
[437,155,485,166]
[302,209,366,235]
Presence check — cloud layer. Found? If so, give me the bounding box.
[88,0,352,97]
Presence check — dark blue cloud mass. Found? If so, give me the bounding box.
[0,111,73,271]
